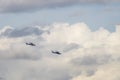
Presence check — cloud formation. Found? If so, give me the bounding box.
[0,26,44,37]
[0,22,120,80]
[0,0,120,13]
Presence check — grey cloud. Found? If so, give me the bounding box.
[75,56,98,66]
[12,52,40,60]
[63,43,80,52]
[86,70,95,76]
[70,54,113,78]
[0,0,120,13]
[0,26,44,38]
[71,54,112,66]
[9,27,43,37]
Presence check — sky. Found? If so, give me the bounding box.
[0,0,120,80]
[0,0,120,31]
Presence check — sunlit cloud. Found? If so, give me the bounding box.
[0,23,120,80]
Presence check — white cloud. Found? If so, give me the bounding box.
[0,0,120,13]
[0,22,120,80]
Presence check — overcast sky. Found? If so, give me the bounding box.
[0,0,120,31]
[0,0,120,80]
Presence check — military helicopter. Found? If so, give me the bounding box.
[51,50,62,55]
[26,42,36,46]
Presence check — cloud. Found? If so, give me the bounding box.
[0,26,13,37]
[0,26,44,38]
[71,63,120,80]
[0,22,120,80]
[0,0,120,13]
